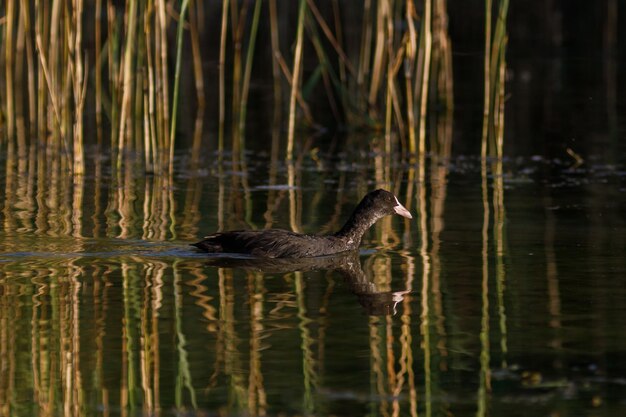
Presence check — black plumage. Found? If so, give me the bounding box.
[192,189,412,258]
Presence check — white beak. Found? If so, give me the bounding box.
[393,197,412,219]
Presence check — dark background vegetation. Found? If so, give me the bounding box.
[182,1,624,158]
[1,1,624,160]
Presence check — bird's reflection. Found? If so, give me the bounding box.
[204,251,408,315]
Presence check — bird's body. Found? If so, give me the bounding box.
[194,229,355,258]
[192,189,412,258]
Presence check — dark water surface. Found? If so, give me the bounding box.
[3,1,626,415]
[1,148,625,417]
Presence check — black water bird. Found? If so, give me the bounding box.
[192,189,412,258]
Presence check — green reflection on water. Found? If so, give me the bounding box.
[1,148,626,417]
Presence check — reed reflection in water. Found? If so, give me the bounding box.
[0,252,443,416]
[0,120,452,416]
[3,138,623,415]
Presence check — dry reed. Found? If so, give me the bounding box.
[482,0,509,158]
[287,0,308,162]
[0,1,501,173]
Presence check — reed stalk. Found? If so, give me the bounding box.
[482,0,508,157]
[189,3,205,110]
[0,1,477,175]
[276,53,315,125]
[481,0,492,158]
[95,0,103,145]
[5,0,16,139]
[405,0,418,155]
[144,0,157,172]
[132,11,144,156]
[230,1,247,154]
[35,1,46,138]
[106,0,119,148]
[218,0,230,154]
[72,0,86,175]
[136,9,147,157]
[35,34,63,143]
[286,0,307,162]
[156,0,170,153]
[417,0,433,156]
[433,0,454,152]
[306,0,355,76]
[143,93,152,172]
[117,0,138,169]
[170,0,190,175]
[368,0,385,114]
[49,0,62,142]
[20,0,36,136]
[495,39,507,158]
[238,0,262,134]
[62,47,72,151]
[14,4,26,148]
[383,0,394,145]
[152,2,164,154]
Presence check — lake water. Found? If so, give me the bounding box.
[2,4,626,413]
[1,146,625,417]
